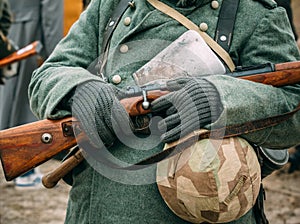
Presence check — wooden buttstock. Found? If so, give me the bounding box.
[0,117,79,181]
[0,41,43,68]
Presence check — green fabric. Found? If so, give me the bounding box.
[28,0,300,223]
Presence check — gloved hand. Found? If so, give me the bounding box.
[151,77,223,143]
[71,81,133,148]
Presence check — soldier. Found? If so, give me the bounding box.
[0,0,14,59]
[0,0,10,37]
[29,0,300,223]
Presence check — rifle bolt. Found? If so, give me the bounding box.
[41,133,53,144]
[141,90,150,110]
[142,101,150,110]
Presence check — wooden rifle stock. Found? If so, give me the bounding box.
[239,61,300,86]
[0,60,300,181]
[0,117,84,181]
[0,41,43,68]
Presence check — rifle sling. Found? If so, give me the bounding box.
[98,0,132,78]
[80,103,300,170]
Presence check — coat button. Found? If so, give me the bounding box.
[199,22,208,32]
[120,44,129,53]
[211,1,219,9]
[108,20,115,27]
[112,75,122,84]
[124,17,131,26]
[220,35,227,42]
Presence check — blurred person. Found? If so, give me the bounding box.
[0,0,63,189]
[0,0,15,59]
[0,0,10,39]
[0,0,16,83]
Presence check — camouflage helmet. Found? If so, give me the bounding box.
[156,136,261,223]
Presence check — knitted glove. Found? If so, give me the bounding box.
[71,81,132,148]
[151,78,223,143]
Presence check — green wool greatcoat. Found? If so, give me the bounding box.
[29,0,300,223]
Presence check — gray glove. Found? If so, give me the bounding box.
[71,81,132,148]
[151,77,223,143]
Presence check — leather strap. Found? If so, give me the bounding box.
[49,102,300,187]
[81,103,300,170]
[132,103,300,168]
[101,1,132,55]
[147,0,236,72]
[99,0,133,78]
[215,0,240,52]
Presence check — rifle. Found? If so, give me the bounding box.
[0,60,300,183]
[0,41,43,68]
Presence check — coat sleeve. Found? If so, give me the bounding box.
[205,7,300,148]
[29,0,104,120]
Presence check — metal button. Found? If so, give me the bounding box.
[199,22,208,32]
[124,17,131,26]
[112,75,122,84]
[211,0,219,9]
[220,35,227,42]
[120,44,129,53]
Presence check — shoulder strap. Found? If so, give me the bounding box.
[215,0,240,52]
[101,1,134,54]
[99,0,238,75]
[99,0,135,78]
[147,0,236,72]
